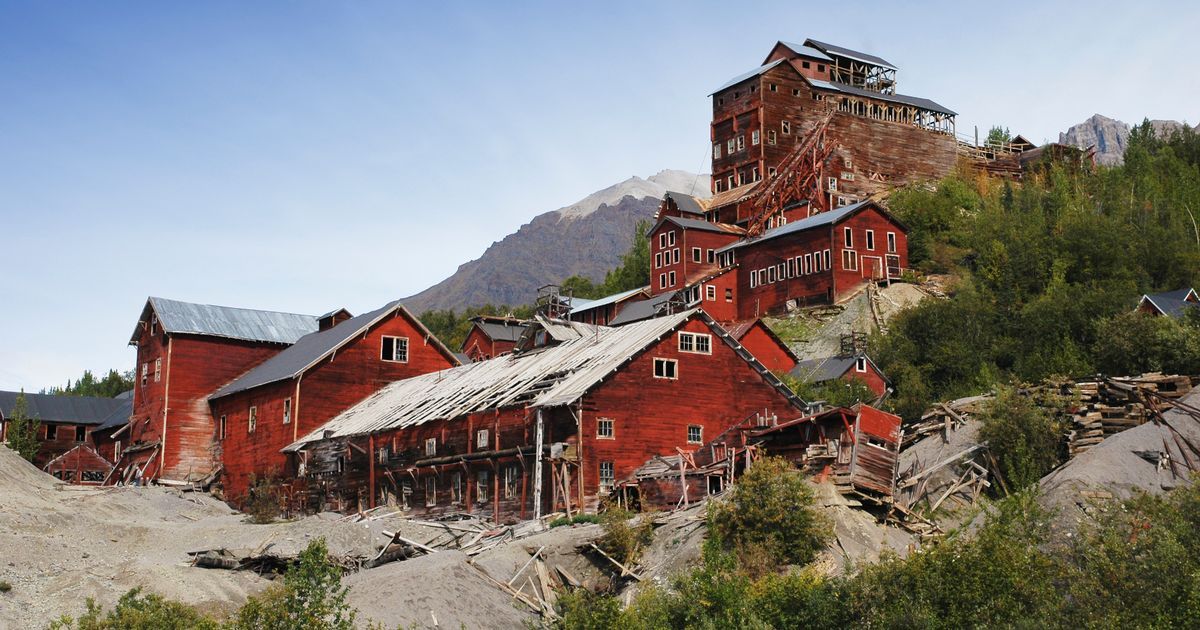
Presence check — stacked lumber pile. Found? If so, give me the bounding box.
[1063,374,1193,457]
[901,395,991,449]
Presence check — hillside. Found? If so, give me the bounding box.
[1059,113,1194,165]
[403,170,710,313]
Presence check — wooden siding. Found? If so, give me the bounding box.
[650,223,741,297]
[44,444,113,485]
[734,322,798,373]
[695,269,739,322]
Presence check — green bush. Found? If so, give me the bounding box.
[598,508,654,568]
[47,588,221,630]
[242,472,285,524]
[5,391,41,463]
[550,513,602,528]
[977,386,1065,491]
[708,456,830,568]
[232,538,354,629]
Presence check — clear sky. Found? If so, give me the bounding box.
[1,0,1196,391]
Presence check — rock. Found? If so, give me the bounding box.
[1059,114,1195,166]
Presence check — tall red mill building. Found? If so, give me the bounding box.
[208,300,459,500]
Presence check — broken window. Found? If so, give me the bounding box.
[75,426,85,442]
[476,429,488,449]
[450,472,463,504]
[425,477,436,506]
[154,358,161,383]
[425,437,437,457]
[477,470,490,503]
[248,406,257,433]
[282,398,291,424]
[381,336,409,363]
[599,461,614,493]
[781,120,791,135]
[504,465,518,499]
[768,130,776,145]
[653,358,677,379]
[82,470,104,483]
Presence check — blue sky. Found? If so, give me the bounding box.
[1,0,1196,391]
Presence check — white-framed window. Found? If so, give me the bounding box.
[769,83,777,92]
[843,227,853,247]
[828,177,838,191]
[768,130,777,145]
[752,167,759,181]
[768,266,777,283]
[787,258,795,278]
[725,288,733,302]
[425,476,436,506]
[692,247,701,263]
[727,175,734,189]
[804,253,813,275]
[658,233,667,249]
[115,440,122,460]
[669,271,676,286]
[707,249,715,264]
[758,269,767,286]
[843,250,859,271]
[659,273,667,289]
[381,336,409,363]
[673,248,680,264]
[282,397,292,424]
[842,171,855,181]
[154,358,162,383]
[678,331,712,354]
[782,120,791,135]
[855,357,868,373]
[865,230,875,251]
[668,231,676,246]
[751,129,760,145]
[653,358,678,379]
[141,362,148,386]
[887,232,897,253]
[476,429,489,449]
[750,272,757,288]
[504,465,518,499]
[425,437,438,456]
[713,143,721,159]
[824,249,831,269]
[248,406,257,434]
[218,416,227,441]
[477,470,490,503]
[597,417,614,439]
[814,251,822,272]
[727,138,735,154]
[687,425,703,444]
[450,472,463,504]
[654,252,662,269]
[736,135,745,151]
[706,285,716,301]
[599,461,615,493]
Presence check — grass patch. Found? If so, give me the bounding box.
[764,317,816,343]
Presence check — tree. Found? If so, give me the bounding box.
[5,390,40,462]
[44,369,134,398]
[232,538,356,630]
[978,386,1064,491]
[596,219,651,296]
[985,125,1011,146]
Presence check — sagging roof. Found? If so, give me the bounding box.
[0,391,129,425]
[1139,288,1199,318]
[132,297,318,345]
[711,58,787,95]
[608,292,681,326]
[715,200,892,254]
[707,180,761,210]
[286,309,805,451]
[664,191,707,216]
[470,317,529,344]
[789,353,885,385]
[804,38,897,71]
[806,77,956,116]
[568,286,649,315]
[210,300,458,400]
[648,215,748,237]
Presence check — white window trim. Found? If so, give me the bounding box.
[706,285,716,301]
[692,247,701,263]
[669,271,676,286]
[843,227,853,248]
[477,470,490,503]
[476,429,489,449]
[865,229,875,251]
[597,417,615,439]
[282,397,292,424]
[248,406,257,434]
[599,461,615,492]
[381,336,409,363]
[218,415,227,441]
[425,477,436,507]
[154,358,161,383]
[653,357,678,380]
[887,231,897,253]
[425,437,437,457]
[678,331,712,355]
[687,424,703,444]
[855,357,868,373]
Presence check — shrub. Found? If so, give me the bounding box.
[708,456,831,567]
[232,538,355,630]
[598,508,654,567]
[47,588,220,630]
[243,472,285,524]
[0,580,10,593]
[550,513,602,528]
[977,385,1065,491]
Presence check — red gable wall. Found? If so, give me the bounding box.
[733,321,797,373]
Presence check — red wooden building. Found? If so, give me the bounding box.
[284,309,806,520]
[44,443,114,484]
[116,297,322,484]
[567,286,651,326]
[1136,288,1198,318]
[723,320,799,373]
[789,352,890,398]
[461,315,528,361]
[0,390,129,476]
[209,300,459,501]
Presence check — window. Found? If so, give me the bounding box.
[793,88,801,96]
[82,470,105,483]
[727,139,735,154]
[692,247,701,263]
[673,248,680,264]
[653,358,678,379]
[736,135,745,151]
[282,398,291,424]
[669,271,676,286]
[219,416,227,441]
[597,417,614,439]
[141,363,148,386]
[768,130,777,145]
[678,331,712,354]
[768,266,777,283]
[154,358,161,383]
[769,83,777,92]
[668,231,676,246]
[425,477,436,506]
[115,440,122,460]
[725,288,733,302]
[476,429,489,449]
[504,465,518,499]
[842,250,859,271]
[887,232,897,253]
[74,426,86,442]
[751,167,759,181]
[751,129,760,145]
[659,273,667,289]
[150,313,157,335]
[824,249,831,269]
[802,60,811,69]
[758,269,767,286]
[707,249,715,264]
[425,437,437,457]
[450,472,463,504]
[750,272,757,288]
[599,461,615,492]
[805,253,813,275]
[855,357,868,373]
[477,470,490,503]
[865,230,875,251]
[381,336,409,363]
[712,143,721,159]
[843,227,854,248]
[658,233,667,249]
[727,175,734,189]
[818,64,825,72]
[841,171,855,181]
[687,425,703,444]
[248,406,257,433]
[706,285,716,301]
[827,177,838,191]
[654,252,662,268]
[787,258,796,278]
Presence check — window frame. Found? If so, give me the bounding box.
[476,429,489,449]
[691,247,701,263]
[687,424,703,444]
[887,231,897,253]
[248,406,257,433]
[844,227,854,247]
[599,461,615,493]
[450,472,463,504]
[425,476,436,507]
[842,249,859,271]
[282,397,292,425]
[154,358,161,383]
[381,336,409,363]
[219,415,227,441]
[597,417,615,439]
[504,465,518,499]
[477,470,490,503]
[653,357,678,380]
[706,285,716,301]
[678,331,712,355]
[855,357,868,373]
[75,425,86,442]
[668,271,676,286]
[425,437,437,457]
[865,229,875,251]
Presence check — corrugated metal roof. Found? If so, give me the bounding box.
[715,200,874,254]
[569,286,648,315]
[1140,289,1200,318]
[0,391,129,425]
[95,397,133,431]
[778,41,833,62]
[707,180,761,210]
[807,78,956,116]
[473,319,528,344]
[790,356,857,383]
[210,300,457,400]
[286,311,701,449]
[134,297,318,345]
[609,292,680,326]
[711,58,786,95]
[664,191,707,216]
[805,38,897,71]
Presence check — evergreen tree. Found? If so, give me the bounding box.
[5,391,41,462]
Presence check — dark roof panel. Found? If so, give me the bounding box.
[0,391,128,426]
[136,297,318,345]
[807,77,956,116]
[804,38,897,70]
[711,58,786,95]
[664,191,706,216]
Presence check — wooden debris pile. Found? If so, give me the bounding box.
[1062,374,1194,457]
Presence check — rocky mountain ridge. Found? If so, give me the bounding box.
[1059,114,1195,165]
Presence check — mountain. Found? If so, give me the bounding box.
[1059,114,1194,165]
[404,170,711,313]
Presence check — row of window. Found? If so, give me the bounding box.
[657,230,676,249]
[843,227,898,253]
[654,248,679,269]
[657,271,677,289]
[140,358,162,386]
[749,249,833,288]
[42,424,87,441]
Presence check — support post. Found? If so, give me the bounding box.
[533,409,545,520]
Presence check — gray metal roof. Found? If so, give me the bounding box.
[807,78,956,116]
[664,191,706,216]
[711,58,786,95]
[473,319,528,344]
[778,41,833,62]
[0,391,129,425]
[609,292,680,326]
[569,286,648,315]
[134,297,318,345]
[655,215,746,236]
[789,353,886,385]
[1140,289,1199,318]
[805,38,897,71]
[95,396,134,431]
[210,300,458,400]
[715,200,876,254]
